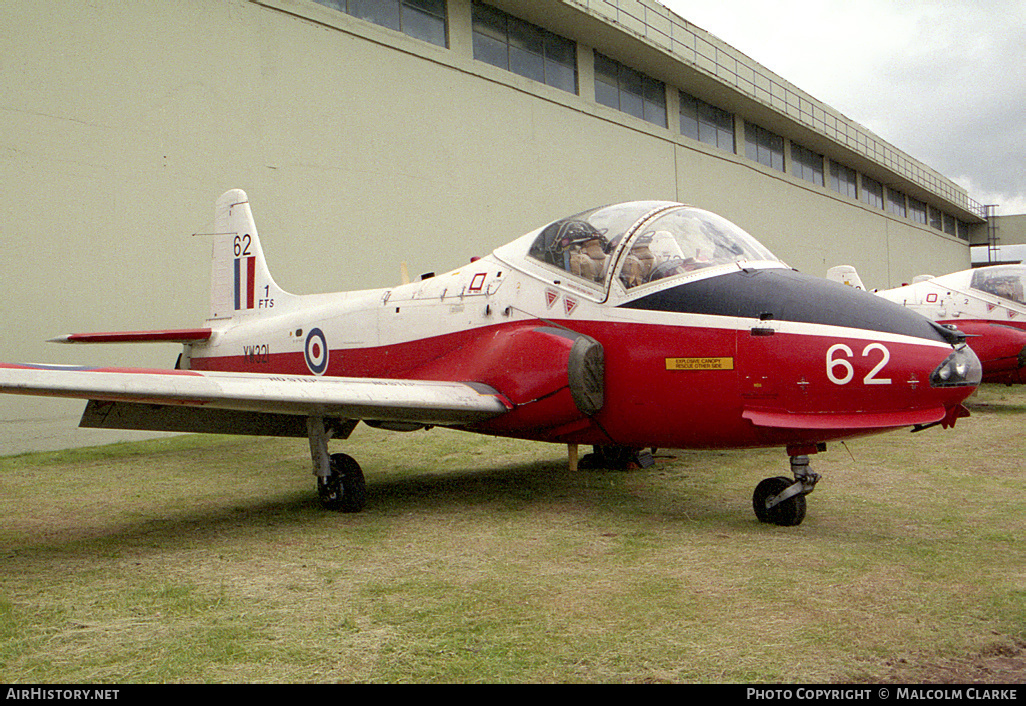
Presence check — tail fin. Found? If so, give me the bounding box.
[826,265,866,291]
[208,189,291,321]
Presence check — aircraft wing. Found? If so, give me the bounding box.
[0,364,513,431]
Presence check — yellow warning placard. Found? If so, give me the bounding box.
[666,357,734,371]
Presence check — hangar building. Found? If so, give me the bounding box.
[0,0,991,453]
[974,214,1026,265]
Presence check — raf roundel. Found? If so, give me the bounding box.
[304,327,329,375]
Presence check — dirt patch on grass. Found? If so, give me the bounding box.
[873,640,1026,683]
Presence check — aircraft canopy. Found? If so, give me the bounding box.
[970,265,1026,305]
[525,202,779,292]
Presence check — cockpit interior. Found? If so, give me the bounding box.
[970,266,1026,305]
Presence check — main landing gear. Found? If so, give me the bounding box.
[318,453,366,513]
[576,444,656,470]
[752,448,823,527]
[308,417,366,513]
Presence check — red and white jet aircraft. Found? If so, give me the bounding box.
[1,190,982,526]
[829,264,1026,385]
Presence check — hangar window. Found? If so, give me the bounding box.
[791,142,824,185]
[958,221,970,241]
[679,92,734,152]
[909,197,928,225]
[830,162,858,199]
[472,2,577,94]
[929,206,943,230]
[887,188,907,218]
[861,175,884,209]
[313,0,448,47]
[944,213,957,236]
[594,53,667,128]
[744,123,784,172]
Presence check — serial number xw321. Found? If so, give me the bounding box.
[243,344,270,363]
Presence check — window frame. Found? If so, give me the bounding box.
[909,197,928,225]
[861,175,884,209]
[594,52,667,128]
[887,188,907,218]
[313,0,449,47]
[830,162,858,199]
[471,1,578,94]
[679,91,735,153]
[791,142,824,186]
[744,122,784,172]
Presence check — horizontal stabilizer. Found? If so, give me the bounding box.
[49,329,213,344]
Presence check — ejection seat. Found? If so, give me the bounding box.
[569,238,608,283]
[620,242,656,288]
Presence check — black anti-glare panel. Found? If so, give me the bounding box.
[620,268,950,343]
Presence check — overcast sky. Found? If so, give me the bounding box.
[660,0,1026,215]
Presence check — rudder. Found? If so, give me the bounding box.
[209,189,290,321]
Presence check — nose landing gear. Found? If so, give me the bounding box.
[753,452,822,526]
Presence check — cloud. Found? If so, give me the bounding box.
[660,0,1026,213]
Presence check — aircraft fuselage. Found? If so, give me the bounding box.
[187,245,979,452]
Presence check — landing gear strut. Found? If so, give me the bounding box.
[308,416,365,513]
[753,451,822,526]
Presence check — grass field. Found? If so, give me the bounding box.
[1,385,1024,683]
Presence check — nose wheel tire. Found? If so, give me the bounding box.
[753,476,807,526]
[318,453,366,513]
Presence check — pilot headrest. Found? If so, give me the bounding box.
[553,220,606,252]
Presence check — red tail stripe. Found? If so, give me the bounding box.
[247,256,256,310]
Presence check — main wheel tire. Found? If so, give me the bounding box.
[318,453,366,513]
[752,476,806,526]
[578,445,642,470]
